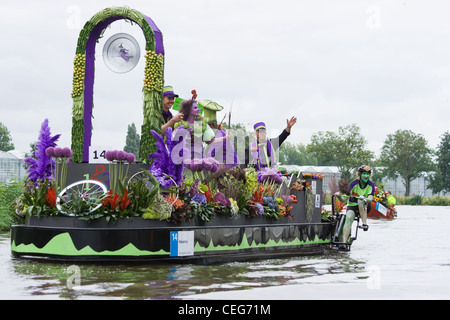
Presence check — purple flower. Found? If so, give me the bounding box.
[257,167,283,184]
[255,203,264,215]
[148,127,185,186]
[126,153,135,163]
[202,158,213,171]
[45,147,54,157]
[54,147,63,157]
[202,157,220,172]
[62,147,73,158]
[116,150,126,161]
[24,118,61,184]
[105,151,114,161]
[190,158,202,172]
[214,192,230,206]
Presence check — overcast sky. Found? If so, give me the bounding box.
[1,0,449,158]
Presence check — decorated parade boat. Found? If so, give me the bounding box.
[367,188,397,220]
[10,7,348,263]
[367,201,396,220]
[11,163,335,263]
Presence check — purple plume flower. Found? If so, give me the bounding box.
[148,127,185,187]
[24,119,61,184]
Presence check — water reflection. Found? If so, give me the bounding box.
[6,206,450,299]
[7,247,367,299]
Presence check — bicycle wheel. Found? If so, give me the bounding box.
[56,180,107,216]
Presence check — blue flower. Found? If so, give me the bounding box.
[255,203,264,215]
[191,193,207,205]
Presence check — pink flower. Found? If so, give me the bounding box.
[45,147,55,157]
[126,153,135,163]
[62,147,73,158]
[105,151,115,161]
[116,150,126,161]
[54,147,63,157]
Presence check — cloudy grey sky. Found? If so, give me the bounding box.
[1,0,449,158]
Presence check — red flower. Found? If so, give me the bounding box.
[103,190,120,210]
[46,187,57,208]
[119,189,130,211]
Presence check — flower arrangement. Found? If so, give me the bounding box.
[18,124,326,224]
[302,172,324,180]
[373,185,389,206]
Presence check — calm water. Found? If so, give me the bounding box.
[1,205,450,300]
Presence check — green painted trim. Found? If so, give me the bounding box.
[11,229,331,258]
[11,232,169,257]
[195,234,331,253]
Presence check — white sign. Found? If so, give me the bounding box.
[376,202,388,215]
[89,146,111,164]
[170,231,194,257]
[315,194,321,208]
[311,180,317,194]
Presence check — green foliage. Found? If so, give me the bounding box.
[0,180,23,230]
[124,123,141,162]
[189,201,215,223]
[379,129,434,196]
[428,131,450,194]
[395,195,450,206]
[279,142,318,165]
[306,124,374,180]
[0,122,14,151]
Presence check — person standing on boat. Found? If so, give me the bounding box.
[161,86,184,136]
[340,165,374,244]
[247,117,297,170]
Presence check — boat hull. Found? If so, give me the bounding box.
[11,216,334,263]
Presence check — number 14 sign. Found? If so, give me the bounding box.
[89,146,112,164]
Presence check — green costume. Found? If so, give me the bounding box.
[340,166,373,244]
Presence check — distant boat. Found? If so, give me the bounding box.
[367,201,397,220]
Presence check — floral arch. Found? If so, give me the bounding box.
[70,6,165,163]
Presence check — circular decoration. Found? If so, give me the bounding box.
[102,33,141,73]
[56,180,108,216]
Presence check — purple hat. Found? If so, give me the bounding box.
[254,122,266,131]
[163,85,179,98]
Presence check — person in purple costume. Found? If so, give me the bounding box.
[246,117,297,170]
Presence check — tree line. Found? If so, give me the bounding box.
[279,124,449,197]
